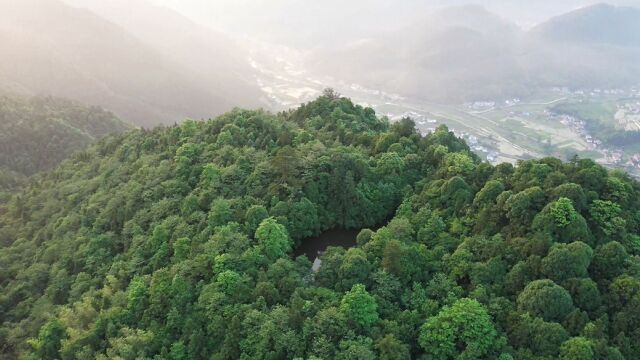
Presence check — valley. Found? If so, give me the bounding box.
[249,41,640,176]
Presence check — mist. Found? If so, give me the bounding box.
[1,0,640,128]
[145,0,639,43]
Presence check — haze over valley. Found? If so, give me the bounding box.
[3,0,639,174]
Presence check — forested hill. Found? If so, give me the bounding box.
[0,169,25,194]
[0,94,131,178]
[1,92,640,359]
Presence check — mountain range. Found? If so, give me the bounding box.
[0,93,131,177]
[0,1,637,121]
[308,3,640,102]
[0,0,264,127]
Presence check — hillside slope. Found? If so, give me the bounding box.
[532,3,640,47]
[307,5,526,102]
[0,168,24,193]
[523,4,640,90]
[1,94,640,359]
[0,93,131,177]
[309,4,640,102]
[61,0,263,110]
[0,0,263,127]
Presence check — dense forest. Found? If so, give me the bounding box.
[1,91,640,359]
[0,94,131,177]
[0,168,25,194]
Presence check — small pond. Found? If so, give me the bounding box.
[293,228,362,271]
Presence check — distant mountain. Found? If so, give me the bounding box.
[61,0,263,110]
[307,5,528,102]
[532,3,640,47]
[0,93,131,176]
[0,0,264,127]
[524,4,640,90]
[307,4,640,103]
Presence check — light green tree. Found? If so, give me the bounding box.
[255,217,292,260]
[340,284,379,330]
[419,298,499,360]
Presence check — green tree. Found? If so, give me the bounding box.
[172,237,191,262]
[590,241,627,279]
[517,279,574,322]
[245,205,269,236]
[338,248,372,291]
[419,298,500,360]
[589,200,626,239]
[255,217,292,261]
[340,284,379,330]
[560,337,594,360]
[28,319,68,360]
[382,240,404,276]
[208,198,233,228]
[376,334,410,360]
[508,314,569,357]
[441,152,475,178]
[505,187,546,230]
[541,242,593,282]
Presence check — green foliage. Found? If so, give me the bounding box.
[419,298,500,359]
[517,279,574,322]
[589,200,626,238]
[550,197,579,227]
[1,95,639,359]
[376,334,410,360]
[340,284,378,330]
[441,152,475,177]
[0,94,130,176]
[255,217,292,261]
[541,242,593,282]
[590,241,628,279]
[560,337,595,360]
[508,314,569,357]
[27,319,67,360]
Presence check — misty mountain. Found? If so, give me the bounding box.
[61,0,263,109]
[0,93,131,176]
[147,0,638,47]
[0,0,264,127]
[524,4,640,90]
[307,5,529,102]
[533,3,640,47]
[307,4,640,103]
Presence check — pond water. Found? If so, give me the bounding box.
[293,228,361,266]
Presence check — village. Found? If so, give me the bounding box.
[550,111,640,173]
[248,47,640,176]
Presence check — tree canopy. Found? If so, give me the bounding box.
[1,93,640,359]
[0,93,131,178]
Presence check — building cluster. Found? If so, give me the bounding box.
[614,102,640,131]
[618,102,640,116]
[504,98,521,106]
[551,86,629,97]
[451,129,499,163]
[603,149,624,165]
[556,114,603,150]
[465,101,495,111]
[627,154,640,170]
